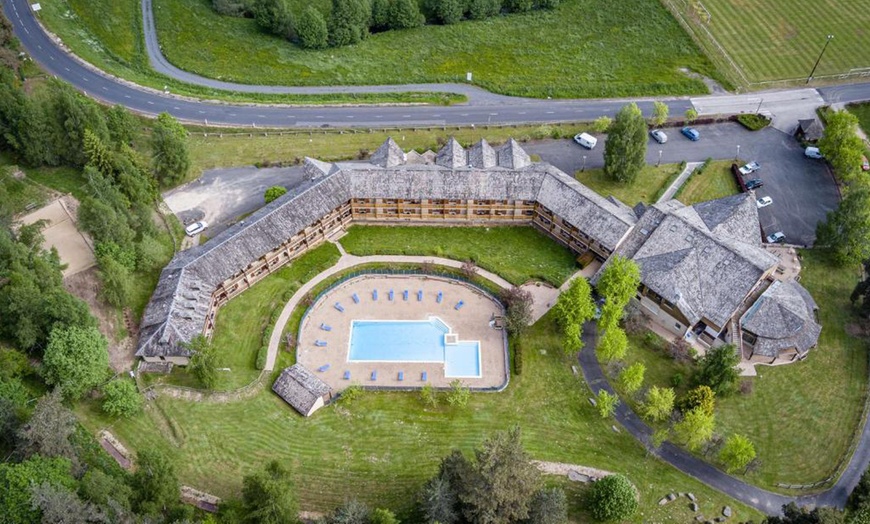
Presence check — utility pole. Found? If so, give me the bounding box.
[806,34,834,84]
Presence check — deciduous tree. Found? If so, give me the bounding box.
[641,386,675,422]
[604,103,647,184]
[253,0,295,38]
[370,508,399,524]
[324,499,370,524]
[588,474,637,522]
[719,434,756,473]
[817,186,870,266]
[427,0,464,24]
[389,0,424,29]
[596,255,641,328]
[619,362,645,395]
[296,6,329,49]
[554,277,595,330]
[328,0,369,46]
[446,379,470,408]
[0,456,75,524]
[819,110,865,183]
[101,379,142,418]
[679,385,715,416]
[500,286,533,336]
[596,389,619,419]
[650,101,669,127]
[131,449,179,515]
[503,0,533,12]
[673,407,715,451]
[242,461,299,524]
[186,335,219,389]
[596,327,628,362]
[42,326,109,399]
[684,108,698,123]
[467,0,501,20]
[150,112,190,187]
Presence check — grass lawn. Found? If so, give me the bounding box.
[716,249,868,490]
[848,102,870,137]
[574,163,683,206]
[148,0,714,99]
[0,158,49,215]
[669,0,870,84]
[675,160,740,205]
[340,225,577,286]
[75,311,763,522]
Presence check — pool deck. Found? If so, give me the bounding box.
[297,275,507,391]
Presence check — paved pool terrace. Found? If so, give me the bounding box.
[297,275,508,390]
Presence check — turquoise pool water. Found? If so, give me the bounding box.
[348,318,481,378]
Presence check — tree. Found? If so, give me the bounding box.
[562,322,582,356]
[370,508,399,524]
[186,335,219,389]
[101,379,143,418]
[389,0,424,29]
[0,456,75,524]
[42,326,109,399]
[684,108,698,123]
[673,407,715,451]
[619,362,645,395]
[596,327,628,362]
[324,499,370,524]
[264,185,287,204]
[764,502,846,524]
[16,390,78,466]
[651,428,668,449]
[446,379,470,408]
[850,467,870,511]
[591,116,612,133]
[84,128,115,176]
[30,483,106,524]
[43,81,110,167]
[596,389,619,419]
[596,255,641,328]
[296,6,328,49]
[641,386,675,422]
[421,475,459,524]
[420,382,439,408]
[694,344,740,395]
[253,0,295,38]
[106,104,140,146]
[466,0,501,20]
[460,427,541,524]
[328,0,369,47]
[678,385,716,416]
[98,255,133,308]
[817,186,870,266]
[819,110,865,183]
[427,0,464,24]
[150,112,190,187]
[503,0,533,12]
[554,277,595,331]
[80,468,133,509]
[536,0,560,9]
[461,259,478,279]
[604,103,647,184]
[242,461,299,524]
[588,474,637,522]
[719,434,756,473]
[130,449,179,515]
[500,286,533,336]
[650,101,669,127]
[524,487,567,524]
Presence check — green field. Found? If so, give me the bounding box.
[666,0,870,84]
[575,163,684,206]
[848,103,870,137]
[340,225,578,286]
[674,160,740,205]
[148,0,714,98]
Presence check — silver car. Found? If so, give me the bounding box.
[650,129,668,144]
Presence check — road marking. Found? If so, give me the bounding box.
[49,55,55,60]
[22,28,28,34]
[403,115,411,118]
[147,101,154,105]
[461,113,469,116]
[546,111,555,114]
[257,115,266,118]
[81,77,88,82]
[518,112,527,115]
[316,116,324,119]
[124,95,131,99]
[489,113,498,116]
[64,67,69,72]
[101,87,107,91]
[174,106,180,110]
[346,115,354,118]
[375,115,383,118]
[198,110,206,114]
[228,113,237,116]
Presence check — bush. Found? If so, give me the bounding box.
[426,0,464,24]
[340,384,364,403]
[503,0,534,12]
[588,474,637,522]
[389,0,425,29]
[296,6,329,49]
[255,345,268,370]
[513,337,524,375]
[101,379,142,418]
[467,0,501,19]
[264,185,288,204]
[736,113,771,131]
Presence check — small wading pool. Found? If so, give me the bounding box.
[348,317,481,378]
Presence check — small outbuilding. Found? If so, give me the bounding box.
[795,118,824,143]
[272,364,333,417]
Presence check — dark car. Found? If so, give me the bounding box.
[745,178,764,190]
[681,127,700,141]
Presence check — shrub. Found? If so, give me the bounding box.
[588,474,637,522]
[426,0,464,24]
[340,384,364,403]
[537,0,560,8]
[420,383,438,408]
[736,113,771,131]
[328,0,369,47]
[264,185,287,204]
[467,0,501,20]
[503,0,533,12]
[596,390,619,418]
[513,337,524,375]
[679,385,715,416]
[446,379,470,408]
[255,345,268,370]
[101,379,142,418]
[389,0,425,29]
[296,6,329,49]
[591,116,612,133]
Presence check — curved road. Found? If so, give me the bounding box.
[579,322,870,515]
[4,0,870,128]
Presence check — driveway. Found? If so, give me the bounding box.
[525,122,839,246]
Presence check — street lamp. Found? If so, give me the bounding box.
[806,34,834,85]
[657,150,663,167]
[736,144,740,161]
[582,155,587,172]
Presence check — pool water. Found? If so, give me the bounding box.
[348,317,481,378]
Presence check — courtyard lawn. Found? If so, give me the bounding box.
[716,249,868,490]
[148,0,714,99]
[848,102,870,137]
[574,163,684,206]
[340,225,577,286]
[674,160,740,205]
[75,311,763,522]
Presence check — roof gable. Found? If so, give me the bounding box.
[272,364,331,416]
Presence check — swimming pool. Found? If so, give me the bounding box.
[348,317,481,378]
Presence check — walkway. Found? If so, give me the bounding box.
[577,321,870,514]
[657,162,704,203]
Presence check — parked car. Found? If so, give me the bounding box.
[766,231,786,244]
[738,161,761,175]
[650,129,668,144]
[745,178,764,190]
[185,221,208,237]
[862,155,869,171]
[681,127,700,141]
[573,132,597,149]
[756,196,773,208]
[805,146,823,159]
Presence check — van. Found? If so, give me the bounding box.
[805,146,823,159]
[573,132,597,149]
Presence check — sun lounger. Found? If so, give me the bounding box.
[352,293,360,304]
[373,289,378,301]
[320,323,332,331]
[403,290,409,301]
[454,300,464,310]
[315,340,327,347]
[389,289,394,301]
[334,303,344,312]
[421,371,428,382]
[317,364,330,372]
[437,291,443,303]
[371,370,378,381]
[398,371,404,381]
[343,371,351,380]
[417,290,423,301]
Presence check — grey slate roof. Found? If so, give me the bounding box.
[496,139,531,169]
[272,364,331,416]
[797,118,824,141]
[369,137,406,167]
[740,280,821,357]
[436,138,466,168]
[468,139,497,168]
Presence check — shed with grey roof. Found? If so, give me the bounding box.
[272,364,333,417]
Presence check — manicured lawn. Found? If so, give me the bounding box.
[150,243,342,391]
[716,249,868,490]
[75,311,763,522]
[150,0,714,99]
[574,163,683,206]
[670,0,870,84]
[848,102,870,137]
[340,225,577,286]
[675,160,740,205]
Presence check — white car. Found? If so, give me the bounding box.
[756,196,773,208]
[766,231,785,243]
[739,161,761,175]
[650,129,668,144]
[185,221,209,237]
[805,147,823,159]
